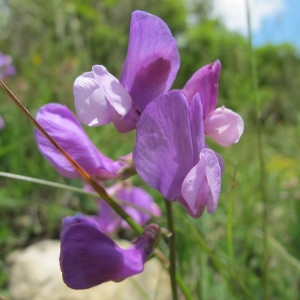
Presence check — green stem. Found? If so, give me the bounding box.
[245,1,268,298]
[165,200,178,300]
[176,273,193,300]
[227,166,237,260]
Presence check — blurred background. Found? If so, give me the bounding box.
[0,0,300,299]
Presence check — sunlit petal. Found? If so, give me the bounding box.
[181,149,221,217]
[35,103,123,178]
[120,11,180,113]
[74,65,132,127]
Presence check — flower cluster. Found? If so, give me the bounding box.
[35,10,244,289]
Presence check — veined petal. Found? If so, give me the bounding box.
[35,103,123,178]
[74,65,132,127]
[60,218,160,289]
[204,107,244,146]
[133,91,194,201]
[180,156,207,218]
[202,148,222,213]
[120,11,180,113]
[181,148,221,217]
[182,60,221,117]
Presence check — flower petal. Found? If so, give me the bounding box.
[181,148,221,217]
[120,10,180,113]
[204,107,244,146]
[60,218,160,289]
[74,65,132,127]
[133,91,194,201]
[83,182,161,234]
[182,60,221,117]
[35,103,122,178]
[97,201,121,234]
[118,185,161,229]
[60,218,143,289]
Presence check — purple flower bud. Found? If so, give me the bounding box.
[60,215,160,289]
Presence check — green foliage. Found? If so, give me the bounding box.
[1,0,300,299]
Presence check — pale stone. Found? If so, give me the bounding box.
[8,240,170,300]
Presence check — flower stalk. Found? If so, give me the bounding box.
[165,199,178,300]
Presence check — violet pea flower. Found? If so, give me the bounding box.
[0,52,16,79]
[0,115,5,130]
[35,103,125,179]
[83,182,161,234]
[133,90,222,218]
[182,60,244,147]
[60,216,161,289]
[74,10,179,133]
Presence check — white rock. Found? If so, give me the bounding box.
[8,240,170,300]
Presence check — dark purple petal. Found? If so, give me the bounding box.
[35,103,123,178]
[120,10,180,114]
[133,91,197,201]
[182,60,221,117]
[60,218,160,289]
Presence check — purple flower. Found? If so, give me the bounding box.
[82,182,161,234]
[0,52,16,79]
[74,10,179,133]
[182,60,244,146]
[60,216,160,289]
[133,90,222,218]
[0,115,5,130]
[35,103,126,179]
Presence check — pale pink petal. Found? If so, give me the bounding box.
[92,66,132,115]
[202,149,222,213]
[74,65,132,127]
[181,149,221,217]
[181,156,207,218]
[204,107,244,147]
